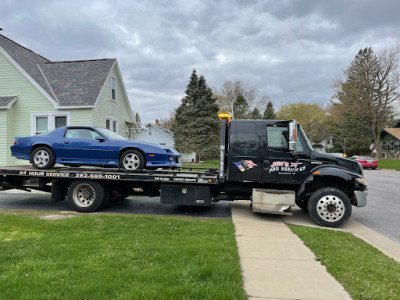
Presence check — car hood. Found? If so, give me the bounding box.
[310,151,363,175]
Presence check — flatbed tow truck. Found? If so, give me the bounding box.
[0,114,368,227]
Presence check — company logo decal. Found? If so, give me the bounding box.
[234,160,258,172]
[269,161,306,174]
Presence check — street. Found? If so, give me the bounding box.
[352,169,400,243]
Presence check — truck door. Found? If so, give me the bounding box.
[262,124,311,184]
[227,121,263,182]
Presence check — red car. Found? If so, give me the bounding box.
[350,156,378,169]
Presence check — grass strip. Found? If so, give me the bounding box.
[378,159,400,171]
[183,159,219,169]
[289,224,400,300]
[0,211,246,300]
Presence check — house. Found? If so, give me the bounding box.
[0,33,138,166]
[312,136,334,153]
[381,121,400,158]
[136,121,197,163]
[136,122,175,148]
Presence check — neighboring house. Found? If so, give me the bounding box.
[136,122,175,148]
[136,121,197,163]
[0,33,138,166]
[381,121,400,158]
[312,136,334,153]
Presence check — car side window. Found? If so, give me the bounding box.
[267,126,303,151]
[65,129,98,140]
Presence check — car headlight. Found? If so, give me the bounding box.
[356,178,367,186]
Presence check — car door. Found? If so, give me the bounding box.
[55,128,118,164]
[227,121,263,182]
[262,124,311,184]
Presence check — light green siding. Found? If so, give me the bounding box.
[92,63,135,137]
[0,51,134,166]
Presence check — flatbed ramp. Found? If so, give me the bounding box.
[0,165,219,185]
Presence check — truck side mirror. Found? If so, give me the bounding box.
[288,122,297,152]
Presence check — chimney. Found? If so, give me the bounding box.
[155,119,160,126]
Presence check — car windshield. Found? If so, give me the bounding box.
[96,128,127,140]
[298,124,314,151]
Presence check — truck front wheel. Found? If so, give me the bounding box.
[67,180,106,212]
[308,187,352,228]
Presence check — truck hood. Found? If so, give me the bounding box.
[310,151,363,176]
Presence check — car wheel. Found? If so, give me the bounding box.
[32,146,55,169]
[119,149,145,170]
[308,187,352,228]
[67,180,105,212]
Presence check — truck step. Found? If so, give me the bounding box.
[251,189,295,215]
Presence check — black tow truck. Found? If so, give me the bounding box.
[0,114,367,227]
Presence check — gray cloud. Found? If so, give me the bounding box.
[1,0,400,122]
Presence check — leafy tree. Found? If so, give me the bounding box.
[332,45,400,157]
[249,107,262,119]
[172,70,219,160]
[263,101,276,119]
[233,93,250,119]
[277,102,329,144]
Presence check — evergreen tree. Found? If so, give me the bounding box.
[249,107,262,119]
[233,93,250,119]
[135,112,142,127]
[263,101,276,119]
[172,70,219,160]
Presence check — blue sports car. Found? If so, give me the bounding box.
[11,126,181,170]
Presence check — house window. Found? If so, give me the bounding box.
[111,77,117,101]
[31,113,70,135]
[105,117,118,133]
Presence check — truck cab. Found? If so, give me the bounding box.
[219,116,368,228]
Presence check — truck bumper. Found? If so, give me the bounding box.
[355,190,368,207]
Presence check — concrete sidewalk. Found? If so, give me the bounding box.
[231,200,351,300]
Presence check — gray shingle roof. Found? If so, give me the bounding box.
[0,96,17,108]
[40,59,115,106]
[0,34,115,107]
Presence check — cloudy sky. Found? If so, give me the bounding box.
[1,0,400,122]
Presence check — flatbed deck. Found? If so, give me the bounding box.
[0,165,219,185]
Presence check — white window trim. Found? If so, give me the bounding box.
[111,76,117,101]
[105,116,119,133]
[31,112,71,136]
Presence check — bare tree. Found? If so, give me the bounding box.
[214,80,258,118]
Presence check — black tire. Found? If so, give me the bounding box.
[31,146,55,169]
[308,187,352,228]
[119,149,145,170]
[67,180,105,212]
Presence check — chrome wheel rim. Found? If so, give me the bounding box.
[316,195,345,222]
[123,153,140,169]
[72,184,95,208]
[34,150,49,167]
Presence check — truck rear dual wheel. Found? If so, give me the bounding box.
[67,180,106,212]
[308,187,352,228]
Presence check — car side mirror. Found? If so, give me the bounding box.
[288,121,297,152]
[95,136,105,142]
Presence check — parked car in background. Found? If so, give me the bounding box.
[350,155,378,169]
[11,126,181,170]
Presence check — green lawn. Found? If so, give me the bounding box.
[183,159,219,170]
[378,159,400,171]
[289,225,400,300]
[0,211,246,300]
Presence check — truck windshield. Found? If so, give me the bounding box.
[298,125,314,151]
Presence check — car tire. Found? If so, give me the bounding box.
[67,180,105,212]
[119,149,145,170]
[32,146,55,169]
[308,187,352,228]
